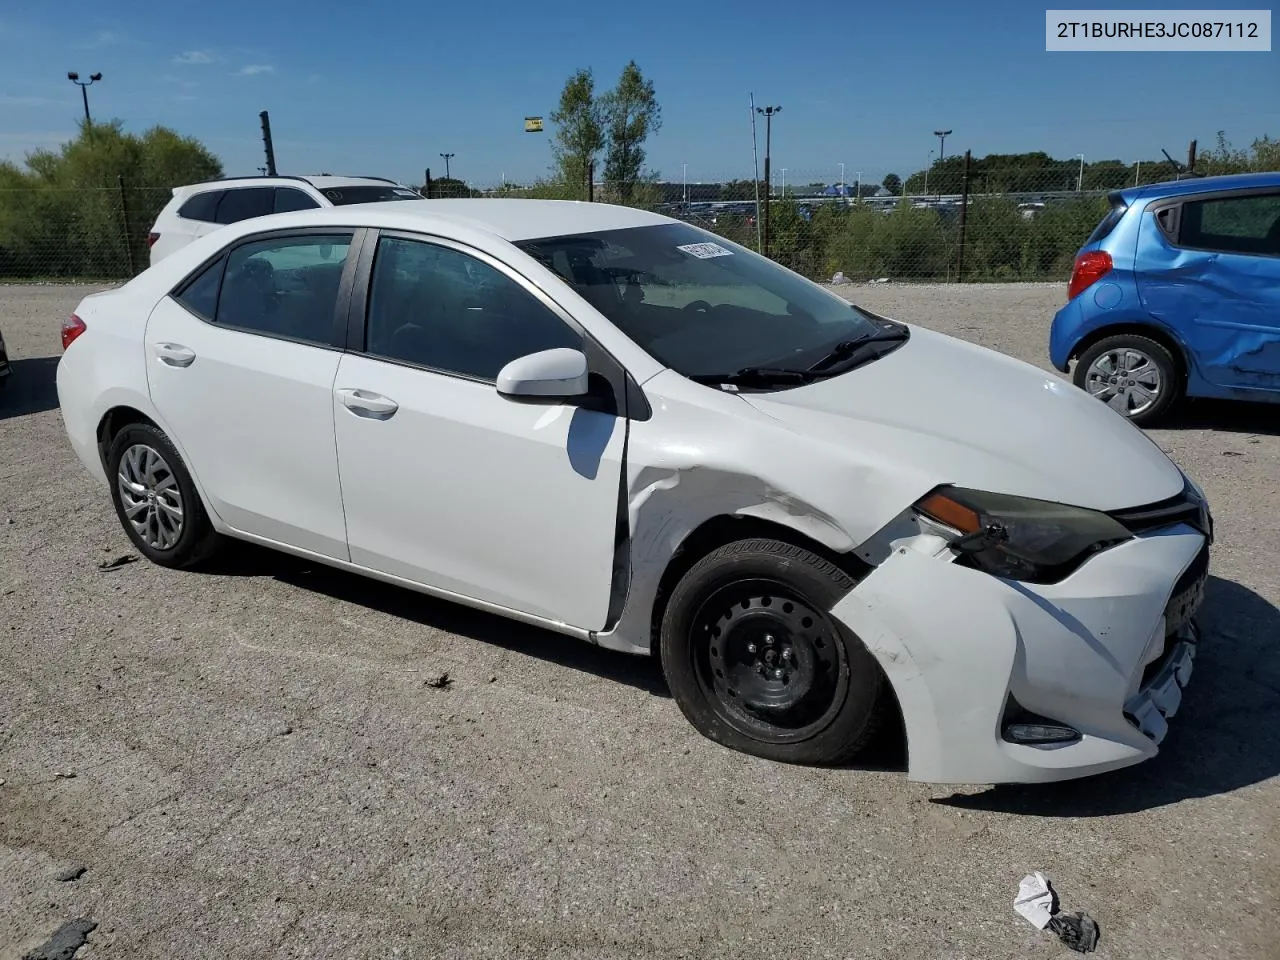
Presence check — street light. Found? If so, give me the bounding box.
[934,129,952,163]
[839,162,845,198]
[855,170,862,199]
[924,149,934,196]
[755,104,781,256]
[1075,153,1085,191]
[67,71,102,124]
[682,163,688,207]
[439,152,455,179]
[780,168,787,197]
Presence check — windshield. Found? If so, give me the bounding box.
[319,185,423,205]
[516,222,882,379]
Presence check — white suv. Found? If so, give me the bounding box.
[146,174,423,266]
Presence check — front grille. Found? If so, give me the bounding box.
[1111,486,1202,534]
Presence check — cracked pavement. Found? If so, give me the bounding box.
[1,282,1277,959]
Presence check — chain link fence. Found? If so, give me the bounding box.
[0,184,172,282]
[0,169,1125,284]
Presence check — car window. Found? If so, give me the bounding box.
[214,234,353,344]
[320,185,424,205]
[274,188,321,213]
[177,190,223,223]
[215,187,276,224]
[364,236,581,381]
[174,255,226,320]
[1087,200,1127,244]
[1180,192,1280,256]
[517,222,880,378]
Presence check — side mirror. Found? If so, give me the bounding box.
[496,347,589,399]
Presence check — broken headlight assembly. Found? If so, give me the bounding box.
[913,486,1133,584]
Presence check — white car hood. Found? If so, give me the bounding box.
[741,326,1184,512]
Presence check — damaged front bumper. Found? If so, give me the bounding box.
[830,524,1208,784]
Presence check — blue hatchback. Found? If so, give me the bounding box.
[1049,171,1280,425]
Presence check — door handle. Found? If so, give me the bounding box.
[337,387,399,419]
[153,342,196,367]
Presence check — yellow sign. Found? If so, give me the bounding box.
[524,116,544,133]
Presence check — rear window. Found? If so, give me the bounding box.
[1087,199,1128,244]
[177,190,223,222]
[215,187,275,224]
[319,185,423,205]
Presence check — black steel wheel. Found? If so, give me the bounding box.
[661,538,886,765]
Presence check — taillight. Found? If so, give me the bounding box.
[61,314,87,350]
[1067,250,1113,300]
[147,232,160,248]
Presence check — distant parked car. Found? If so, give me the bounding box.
[1050,172,1280,425]
[58,198,1212,785]
[147,174,423,266]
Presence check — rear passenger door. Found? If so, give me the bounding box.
[145,228,362,559]
[1139,189,1280,392]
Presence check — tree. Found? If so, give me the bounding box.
[550,68,604,199]
[0,119,222,279]
[601,61,661,203]
[882,173,902,196]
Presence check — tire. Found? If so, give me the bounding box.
[106,422,222,569]
[1073,334,1180,426]
[659,538,886,766]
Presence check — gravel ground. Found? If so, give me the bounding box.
[1,282,1276,960]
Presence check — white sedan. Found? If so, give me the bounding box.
[55,199,1212,784]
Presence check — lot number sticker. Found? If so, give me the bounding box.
[677,242,734,259]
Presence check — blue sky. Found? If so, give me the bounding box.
[1,1,1276,188]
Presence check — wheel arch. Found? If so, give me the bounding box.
[647,514,872,660]
[1066,321,1191,386]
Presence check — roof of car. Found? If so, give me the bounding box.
[270,198,677,242]
[1120,170,1280,205]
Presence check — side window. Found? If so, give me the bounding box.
[1179,192,1280,256]
[214,234,353,344]
[177,190,223,222]
[364,236,581,381]
[174,255,226,319]
[274,188,320,213]
[215,187,276,224]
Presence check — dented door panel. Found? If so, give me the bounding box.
[1137,200,1280,395]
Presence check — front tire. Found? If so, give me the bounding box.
[1074,334,1180,426]
[106,422,222,569]
[660,538,886,765]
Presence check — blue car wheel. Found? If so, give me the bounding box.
[1073,333,1180,426]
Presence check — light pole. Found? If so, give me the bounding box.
[934,129,952,163]
[839,162,845,198]
[682,163,688,207]
[439,152,454,179]
[855,170,862,199]
[780,168,787,197]
[756,104,781,257]
[1134,160,1141,186]
[924,149,934,196]
[1075,153,1085,191]
[67,71,102,124]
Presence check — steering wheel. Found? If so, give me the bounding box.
[683,300,713,313]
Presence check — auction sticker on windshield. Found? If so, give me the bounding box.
[677,242,734,259]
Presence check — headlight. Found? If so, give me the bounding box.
[913,486,1133,584]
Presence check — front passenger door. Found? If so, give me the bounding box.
[332,233,626,630]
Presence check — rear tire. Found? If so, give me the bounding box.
[659,538,886,765]
[106,422,222,569]
[1074,333,1180,426]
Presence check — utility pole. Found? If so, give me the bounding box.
[67,71,102,124]
[756,104,781,258]
[1187,139,1197,174]
[440,152,454,179]
[259,111,277,176]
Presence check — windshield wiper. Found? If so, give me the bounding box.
[807,326,910,373]
[689,366,818,388]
